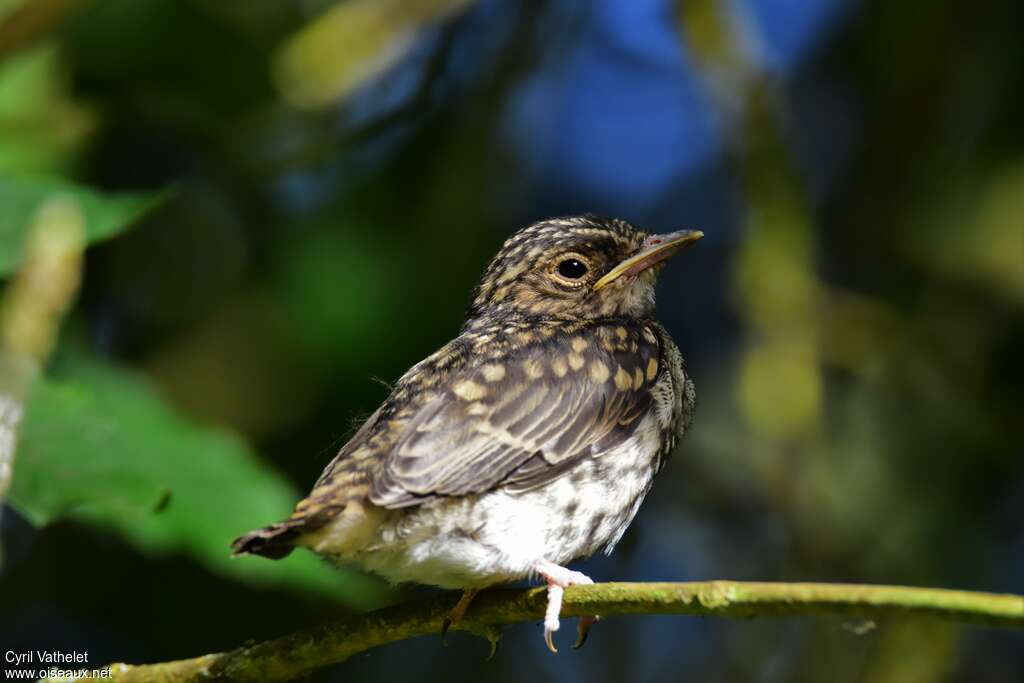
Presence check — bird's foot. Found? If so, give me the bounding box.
[441,588,480,644]
[535,559,595,653]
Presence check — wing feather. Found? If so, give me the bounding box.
[369,324,662,507]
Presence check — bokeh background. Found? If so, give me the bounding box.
[1,0,1022,681]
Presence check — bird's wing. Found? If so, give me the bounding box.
[312,405,384,489]
[369,324,663,508]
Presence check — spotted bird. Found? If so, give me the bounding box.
[232,215,701,651]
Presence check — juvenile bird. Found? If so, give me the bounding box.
[232,215,700,651]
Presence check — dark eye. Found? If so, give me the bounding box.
[557,258,588,279]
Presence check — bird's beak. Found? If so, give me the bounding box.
[592,229,704,291]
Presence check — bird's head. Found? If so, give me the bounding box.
[466,215,702,324]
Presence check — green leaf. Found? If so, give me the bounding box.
[0,175,166,276]
[9,351,387,608]
[0,44,93,174]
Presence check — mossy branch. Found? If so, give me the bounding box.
[101,581,1023,683]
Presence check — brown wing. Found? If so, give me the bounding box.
[369,324,662,507]
[313,405,384,488]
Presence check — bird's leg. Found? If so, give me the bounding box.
[441,588,480,643]
[534,559,595,653]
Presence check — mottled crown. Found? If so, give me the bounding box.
[466,215,652,323]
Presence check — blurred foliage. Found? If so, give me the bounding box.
[275,0,473,108]
[0,0,387,613]
[0,0,1021,681]
[0,175,160,274]
[11,349,384,606]
[0,193,83,361]
[0,44,92,173]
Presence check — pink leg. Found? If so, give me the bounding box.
[535,559,596,653]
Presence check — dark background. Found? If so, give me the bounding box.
[1,0,1023,681]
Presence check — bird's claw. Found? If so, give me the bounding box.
[573,614,600,649]
[483,625,501,661]
[440,616,453,645]
[544,625,559,654]
[542,582,564,652]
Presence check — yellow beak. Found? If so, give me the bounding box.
[592,229,704,291]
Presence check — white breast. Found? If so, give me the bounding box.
[338,413,664,589]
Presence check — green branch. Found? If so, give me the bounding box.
[100,581,1023,683]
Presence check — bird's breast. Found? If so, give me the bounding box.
[345,411,666,589]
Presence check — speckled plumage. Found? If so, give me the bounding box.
[232,215,699,648]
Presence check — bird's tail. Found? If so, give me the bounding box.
[230,520,304,560]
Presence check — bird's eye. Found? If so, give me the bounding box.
[556,258,588,279]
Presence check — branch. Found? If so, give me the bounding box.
[102,581,1023,683]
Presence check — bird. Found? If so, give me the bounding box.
[232,215,700,652]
